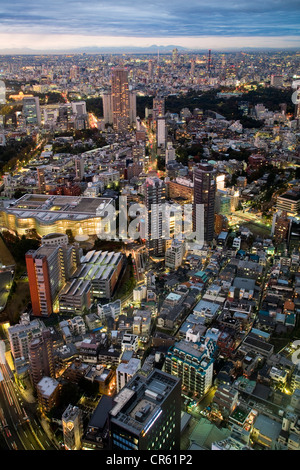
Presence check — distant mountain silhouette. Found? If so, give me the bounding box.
[0,45,298,55]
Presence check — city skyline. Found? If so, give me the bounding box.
[0,0,299,53]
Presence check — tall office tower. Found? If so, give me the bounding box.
[109,369,181,451]
[111,67,130,133]
[144,177,166,257]
[37,166,46,192]
[62,405,84,450]
[193,163,216,243]
[29,328,55,388]
[75,156,85,180]
[164,338,217,399]
[102,92,113,125]
[26,244,79,317]
[22,96,41,125]
[156,117,166,149]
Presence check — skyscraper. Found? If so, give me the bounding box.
[143,177,166,257]
[103,68,136,132]
[111,67,130,133]
[193,163,216,243]
[102,91,113,125]
[108,369,181,450]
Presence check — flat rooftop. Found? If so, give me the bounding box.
[110,369,180,434]
[4,193,113,221]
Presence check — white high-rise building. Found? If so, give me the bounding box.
[165,142,176,164]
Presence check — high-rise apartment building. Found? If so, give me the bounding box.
[36,376,60,414]
[102,92,113,125]
[8,319,45,361]
[193,163,216,243]
[26,243,80,317]
[165,239,185,270]
[143,177,166,257]
[111,67,130,133]
[164,337,217,398]
[62,405,84,450]
[102,69,136,132]
[271,210,292,244]
[109,369,181,450]
[29,328,55,388]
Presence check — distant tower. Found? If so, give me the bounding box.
[193,163,216,243]
[102,91,113,125]
[148,59,154,78]
[172,48,179,66]
[111,67,130,133]
[207,49,212,76]
[190,59,195,77]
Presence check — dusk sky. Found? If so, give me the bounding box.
[0,0,300,52]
